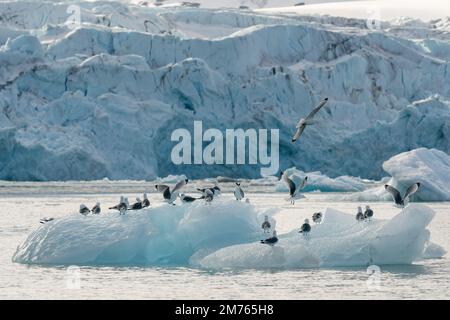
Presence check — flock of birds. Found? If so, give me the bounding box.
[39,97,422,248]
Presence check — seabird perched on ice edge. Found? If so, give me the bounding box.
[155,179,189,205]
[385,183,420,208]
[292,97,328,142]
[281,171,308,205]
[129,197,143,210]
[299,219,311,236]
[142,193,150,208]
[234,182,244,201]
[261,215,271,233]
[179,193,198,203]
[79,204,90,216]
[91,202,101,214]
[261,230,278,245]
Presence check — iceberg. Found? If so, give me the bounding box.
[275,167,380,192]
[12,200,275,265]
[343,148,450,201]
[199,204,443,269]
[13,200,443,268]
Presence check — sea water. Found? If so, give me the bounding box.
[0,181,448,299]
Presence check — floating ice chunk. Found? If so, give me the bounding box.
[13,200,273,265]
[199,204,438,269]
[422,242,447,259]
[344,148,450,201]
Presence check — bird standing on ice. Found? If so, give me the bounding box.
[261,215,271,233]
[142,193,150,208]
[299,219,311,236]
[292,98,328,142]
[79,204,90,216]
[179,193,198,203]
[261,230,278,246]
[356,206,364,221]
[385,183,420,208]
[109,196,124,211]
[119,198,129,215]
[130,197,143,210]
[364,205,373,221]
[155,179,189,205]
[312,212,322,224]
[234,182,244,201]
[91,202,101,214]
[202,189,214,205]
[282,171,308,205]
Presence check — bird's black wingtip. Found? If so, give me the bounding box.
[324,97,329,101]
[291,139,296,142]
[417,182,421,187]
[384,184,389,189]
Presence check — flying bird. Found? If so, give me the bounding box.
[292,98,328,142]
[155,179,189,205]
[385,183,421,208]
[282,171,308,205]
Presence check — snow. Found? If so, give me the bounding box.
[0,1,449,180]
[343,148,450,201]
[199,204,442,269]
[13,200,443,267]
[260,0,450,22]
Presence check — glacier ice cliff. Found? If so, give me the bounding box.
[0,1,450,180]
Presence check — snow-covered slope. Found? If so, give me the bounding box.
[13,200,443,267]
[0,1,449,180]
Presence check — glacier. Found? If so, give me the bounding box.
[12,200,444,268]
[343,147,450,201]
[0,1,450,180]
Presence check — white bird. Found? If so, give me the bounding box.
[109,196,124,211]
[385,183,420,208]
[203,189,214,204]
[119,198,129,215]
[79,204,90,216]
[299,218,311,236]
[91,202,101,214]
[356,206,364,221]
[261,215,271,233]
[292,98,328,142]
[282,171,308,205]
[312,212,322,224]
[234,182,244,201]
[155,179,189,205]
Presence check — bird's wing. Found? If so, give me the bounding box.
[305,98,328,122]
[155,184,170,193]
[283,174,297,196]
[299,176,308,190]
[385,185,403,204]
[172,179,187,194]
[291,125,305,142]
[404,182,420,200]
[163,188,171,200]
